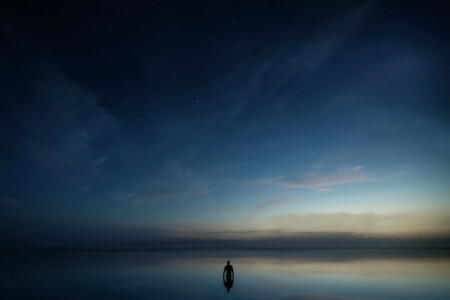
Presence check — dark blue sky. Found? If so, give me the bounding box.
[0,0,449,246]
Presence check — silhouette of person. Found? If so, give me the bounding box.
[223,260,234,293]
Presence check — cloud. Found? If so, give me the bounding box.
[254,196,300,210]
[249,164,375,193]
[247,176,284,186]
[281,165,372,191]
[17,73,118,173]
[92,156,110,165]
[295,3,371,72]
[0,196,19,208]
[254,212,450,236]
[112,191,136,202]
[112,165,212,205]
[77,186,91,193]
[226,3,371,124]
[58,229,450,250]
[161,212,449,242]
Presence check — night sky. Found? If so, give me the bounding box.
[0,1,449,247]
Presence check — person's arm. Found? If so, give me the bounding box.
[223,266,226,276]
[231,265,234,276]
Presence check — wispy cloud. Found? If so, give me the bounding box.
[77,186,91,193]
[249,164,375,193]
[92,156,110,165]
[112,165,212,205]
[18,72,118,173]
[0,196,19,208]
[294,3,371,72]
[254,196,300,210]
[247,176,284,186]
[281,165,371,192]
[226,3,372,124]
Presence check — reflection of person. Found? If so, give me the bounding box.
[223,260,234,293]
[223,275,234,293]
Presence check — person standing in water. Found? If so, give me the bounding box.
[223,260,234,279]
[223,260,234,292]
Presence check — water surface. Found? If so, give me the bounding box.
[1,250,449,299]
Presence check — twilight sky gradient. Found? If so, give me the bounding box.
[0,0,449,247]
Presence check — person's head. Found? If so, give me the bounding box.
[227,260,230,265]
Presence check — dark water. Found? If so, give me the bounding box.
[1,250,450,299]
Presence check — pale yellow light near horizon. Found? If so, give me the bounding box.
[163,212,450,239]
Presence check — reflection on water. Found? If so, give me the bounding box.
[223,275,234,293]
[1,249,450,299]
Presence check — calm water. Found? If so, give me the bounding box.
[1,250,450,299]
